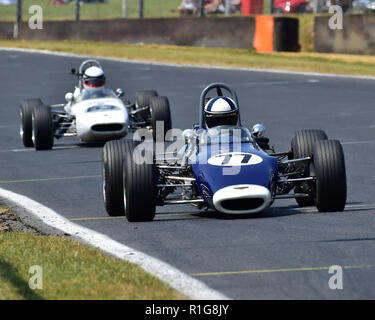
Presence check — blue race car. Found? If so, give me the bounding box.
[102,83,347,222]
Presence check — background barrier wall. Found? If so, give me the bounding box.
[0,17,299,52]
[0,18,255,49]
[0,22,13,39]
[315,15,375,55]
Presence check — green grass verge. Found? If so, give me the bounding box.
[1,39,375,76]
[0,204,184,300]
[0,231,185,299]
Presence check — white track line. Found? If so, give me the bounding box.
[2,47,375,80]
[0,187,229,300]
[342,140,375,145]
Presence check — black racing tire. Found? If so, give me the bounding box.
[123,140,157,222]
[135,90,158,108]
[20,99,43,147]
[313,140,347,212]
[150,96,172,142]
[292,129,328,159]
[102,139,130,216]
[32,105,54,150]
[291,129,328,207]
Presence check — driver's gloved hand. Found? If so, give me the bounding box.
[255,136,270,150]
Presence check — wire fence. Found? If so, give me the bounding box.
[0,0,360,22]
[0,0,267,21]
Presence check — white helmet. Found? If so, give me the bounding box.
[83,66,106,89]
[204,96,239,128]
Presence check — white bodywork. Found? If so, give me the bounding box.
[212,184,272,214]
[61,59,129,143]
[71,96,129,142]
[62,85,129,143]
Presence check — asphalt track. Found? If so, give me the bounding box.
[1,49,375,299]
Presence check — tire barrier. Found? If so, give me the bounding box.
[253,16,299,52]
[0,18,254,50]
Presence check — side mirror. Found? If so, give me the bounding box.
[182,129,194,143]
[65,92,74,102]
[251,124,266,138]
[115,88,125,97]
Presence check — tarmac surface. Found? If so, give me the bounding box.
[1,50,375,299]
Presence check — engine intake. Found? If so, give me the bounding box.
[213,184,271,214]
[91,124,123,132]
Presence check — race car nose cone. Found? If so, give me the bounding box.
[213,184,271,214]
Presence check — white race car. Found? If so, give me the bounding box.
[19,59,172,150]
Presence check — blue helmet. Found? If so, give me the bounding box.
[204,96,239,128]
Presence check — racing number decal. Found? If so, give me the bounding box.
[208,153,263,166]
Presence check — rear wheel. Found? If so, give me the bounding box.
[20,99,43,147]
[32,105,54,150]
[123,140,157,222]
[291,129,328,206]
[150,96,172,142]
[135,90,158,109]
[134,90,158,121]
[313,140,347,212]
[102,139,129,216]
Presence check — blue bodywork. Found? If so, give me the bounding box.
[190,126,278,209]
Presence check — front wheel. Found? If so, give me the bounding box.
[102,139,130,216]
[291,129,328,207]
[32,105,54,150]
[123,140,157,222]
[313,140,347,212]
[20,98,43,147]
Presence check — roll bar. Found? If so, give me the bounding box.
[75,59,102,90]
[199,82,241,129]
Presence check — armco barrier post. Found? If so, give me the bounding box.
[139,0,144,18]
[123,0,128,18]
[225,0,230,15]
[75,0,80,21]
[199,0,205,16]
[16,0,22,23]
[13,0,22,39]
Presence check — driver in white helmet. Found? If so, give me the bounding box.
[67,66,113,113]
[82,66,106,89]
[76,66,108,99]
[204,96,239,128]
